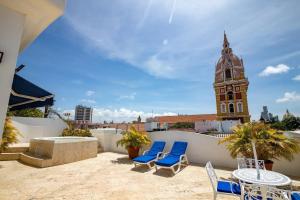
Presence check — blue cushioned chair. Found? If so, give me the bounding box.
[154,141,189,174]
[132,141,166,168]
[292,192,300,200]
[205,161,241,200]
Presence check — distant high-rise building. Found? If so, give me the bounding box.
[75,105,93,123]
[260,106,278,123]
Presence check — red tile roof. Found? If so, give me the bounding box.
[153,114,217,123]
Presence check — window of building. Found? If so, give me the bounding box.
[227,91,234,100]
[236,92,242,99]
[229,103,234,113]
[220,94,225,101]
[235,86,240,92]
[225,69,232,79]
[221,103,226,113]
[237,102,243,113]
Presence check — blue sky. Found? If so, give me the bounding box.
[17,0,300,122]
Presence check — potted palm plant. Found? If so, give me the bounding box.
[116,126,151,159]
[1,117,21,152]
[219,122,300,170]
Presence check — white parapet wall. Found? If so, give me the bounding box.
[91,128,127,154]
[195,120,240,133]
[93,129,300,177]
[11,117,68,143]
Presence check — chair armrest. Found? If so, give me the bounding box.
[156,152,164,160]
[143,150,149,155]
[161,152,169,158]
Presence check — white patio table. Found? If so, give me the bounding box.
[232,168,292,199]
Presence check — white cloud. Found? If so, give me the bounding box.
[65,1,300,80]
[62,107,176,122]
[276,91,300,103]
[259,64,290,77]
[93,107,176,122]
[144,55,174,77]
[118,92,136,100]
[81,99,96,104]
[292,75,300,81]
[86,90,95,96]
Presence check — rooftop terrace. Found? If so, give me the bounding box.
[0,152,300,200]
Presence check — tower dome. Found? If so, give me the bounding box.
[215,32,245,83]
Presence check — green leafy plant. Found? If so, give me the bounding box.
[270,114,300,131]
[219,122,300,162]
[1,118,21,152]
[116,126,150,149]
[7,108,44,118]
[61,121,91,137]
[170,122,195,129]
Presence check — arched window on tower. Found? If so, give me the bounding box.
[229,103,234,113]
[225,68,232,79]
[237,102,243,113]
[220,103,226,113]
[227,91,234,100]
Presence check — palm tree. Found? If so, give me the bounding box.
[219,122,300,165]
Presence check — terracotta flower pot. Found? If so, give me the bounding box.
[127,146,140,159]
[265,160,274,170]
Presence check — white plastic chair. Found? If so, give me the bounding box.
[241,182,291,200]
[205,161,241,200]
[237,157,266,170]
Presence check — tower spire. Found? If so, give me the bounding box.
[223,31,229,49]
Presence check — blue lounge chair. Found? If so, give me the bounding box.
[154,141,189,174]
[133,141,166,168]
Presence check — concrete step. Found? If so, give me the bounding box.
[0,153,20,161]
[19,152,52,168]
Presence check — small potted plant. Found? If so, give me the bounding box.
[116,126,150,159]
[1,117,21,152]
[219,122,300,170]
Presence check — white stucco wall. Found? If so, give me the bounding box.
[195,120,240,133]
[11,117,67,143]
[93,130,300,177]
[0,5,25,138]
[91,129,127,154]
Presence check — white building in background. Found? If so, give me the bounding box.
[75,105,93,123]
[0,0,66,138]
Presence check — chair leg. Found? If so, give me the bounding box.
[185,156,189,165]
[213,192,217,200]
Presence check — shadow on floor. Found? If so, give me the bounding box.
[131,165,152,173]
[153,168,175,178]
[153,165,189,178]
[111,156,133,165]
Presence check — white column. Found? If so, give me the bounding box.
[0,5,25,139]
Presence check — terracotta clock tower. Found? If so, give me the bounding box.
[214,32,250,123]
